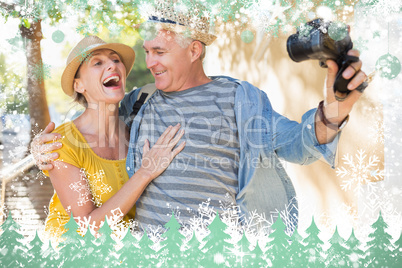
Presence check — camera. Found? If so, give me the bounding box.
[287,18,366,101]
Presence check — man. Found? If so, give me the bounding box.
[34,6,367,231]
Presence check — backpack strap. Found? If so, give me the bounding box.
[130,83,157,118]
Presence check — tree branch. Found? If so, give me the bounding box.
[0,1,16,13]
[0,1,26,20]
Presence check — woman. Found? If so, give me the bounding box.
[43,36,185,238]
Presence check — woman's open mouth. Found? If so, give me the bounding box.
[102,75,121,89]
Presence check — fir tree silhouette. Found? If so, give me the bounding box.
[0,211,29,267]
[267,214,291,267]
[365,211,395,268]
[137,230,156,267]
[233,232,253,267]
[58,213,85,266]
[326,227,348,267]
[201,211,234,267]
[159,212,186,267]
[344,228,364,267]
[392,231,402,268]
[42,239,60,267]
[97,216,120,267]
[26,231,45,266]
[184,231,204,266]
[249,241,267,267]
[118,227,138,267]
[302,217,325,267]
[287,228,305,267]
[80,225,100,267]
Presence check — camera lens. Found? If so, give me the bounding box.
[286,34,314,62]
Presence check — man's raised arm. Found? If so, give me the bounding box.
[315,49,367,144]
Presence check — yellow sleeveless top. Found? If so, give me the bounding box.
[43,121,135,238]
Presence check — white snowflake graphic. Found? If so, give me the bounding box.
[72,214,97,236]
[369,119,386,144]
[271,197,299,236]
[69,169,93,206]
[172,193,301,246]
[30,132,67,171]
[109,208,124,226]
[246,0,290,34]
[165,202,182,220]
[70,207,128,241]
[355,182,402,243]
[336,149,385,196]
[219,193,242,229]
[87,0,103,10]
[182,198,215,238]
[76,17,100,35]
[358,0,402,20]
[67,169,112,207]
[316,202,360,236]
[85,169,113,207]
[359,182,401,219]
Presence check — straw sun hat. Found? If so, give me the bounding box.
[138,4,217,46]
[61,36,135,96]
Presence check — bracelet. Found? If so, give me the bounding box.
[317,101,349,131]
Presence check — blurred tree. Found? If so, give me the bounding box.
[0,53,28,114]
[0,211,29,266]
[0,0,50,138]
[302,217,326,268]
[288,228,306,267]
[393,231,402,267]
[42,239,61,267]
[58,213,85,266]
[267,214,291,267]
[233,232,253,267]
[184,231,204,265]
[365,212,395,267]
[250,241,266,268]
[344,228,365,267]
[159,212,186,267]
[96,217,120,267]
[26,231,45,267]
[137,230,157,266]
[118,227,138,266]
[326,227,348,268]
[201,212,234,267]
[81,226,100,267]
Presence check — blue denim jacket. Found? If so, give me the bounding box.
[120,76,339,227]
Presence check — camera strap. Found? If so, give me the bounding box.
[128,83,157,127]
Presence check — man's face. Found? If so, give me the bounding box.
[143,30,194,92]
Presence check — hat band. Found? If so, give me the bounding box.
[81,43,106,56]
[148,16,185,26]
